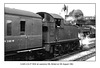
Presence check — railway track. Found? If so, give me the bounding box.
[73,52,95,61]
[44,47,95,61]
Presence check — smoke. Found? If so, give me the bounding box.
[78,33,95,49]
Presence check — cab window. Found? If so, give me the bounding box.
[55,19,61,27]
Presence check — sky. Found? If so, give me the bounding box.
[5,4,95,18]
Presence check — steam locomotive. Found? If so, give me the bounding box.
[4,7,81,61]
[67,9,95,38]
[76,16,95,38]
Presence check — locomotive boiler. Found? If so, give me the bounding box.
[4,7,81,60]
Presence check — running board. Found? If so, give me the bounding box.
[17,47,44,53]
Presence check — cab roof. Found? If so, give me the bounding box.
[37,12,63,19]
[49,13,63,19]
[5,7,41,19]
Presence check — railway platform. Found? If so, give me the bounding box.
[86,56,95,61]
[59,47,95,61]
[59,38,96,61]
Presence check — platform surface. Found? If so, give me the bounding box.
[86,56,96,61]
[59,48,95,61]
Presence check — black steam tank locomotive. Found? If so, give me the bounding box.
[4,7,80,61]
